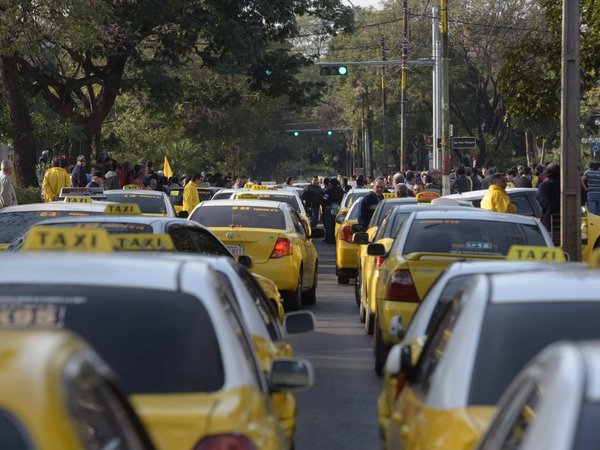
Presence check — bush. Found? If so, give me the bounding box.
[15,186,42,205]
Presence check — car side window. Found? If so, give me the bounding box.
[412,295,463,395]
[185,226,230,256]
[510,194,535,217]
[478,381,541,450]
[424,275,472,337]
[291,211,307,236]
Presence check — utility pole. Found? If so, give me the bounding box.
[439,0,450,195]
[364,85,374,177]
[561,0,581,260]
[399,0,409,172]
[380,36,389,175]
[432,7,441,170]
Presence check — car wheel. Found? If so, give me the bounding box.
[374,318,387,376]
[359,302,366,323]
[301,262,318,305]
[337,271,350,284]
[284,271,302,311]
[354,270,361,306]
[364,307,374,335]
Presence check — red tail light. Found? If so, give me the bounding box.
[386,269,420,303]
[338,224,353,243]
[193,434,257,450]
[270,237,292,258]
[395,376,407,399]
[374,256,387,269]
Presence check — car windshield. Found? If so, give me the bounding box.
[239,193,300,212]
[104,192,168,215]
[0,211,104,244]
[190,205,286,230]
[401,218,547,255]
[470,302,600,405]
[0,285,224,394]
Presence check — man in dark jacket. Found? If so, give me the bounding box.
[71,155,88,187]
[450,166,472,193]
[357,176,386,229]
[322,179,345,243]
[302,176,324,228]
[537,163,560,232]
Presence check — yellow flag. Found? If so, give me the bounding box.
[163,156,173,178]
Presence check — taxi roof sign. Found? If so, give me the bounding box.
[21,226,113,252]
[103,203,142,215]
[506,245,566,262]
[250,184,277,191]
[122,184,142,190]
[416,191,441,203]
[382,192,396,199]
[110,233,174,252]
[59,187,104,199]
[64,196,93,203]
[235,193,260,200]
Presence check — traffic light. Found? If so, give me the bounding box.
[319,64,348,76]
[264,68,273,77]
[326,130,334,136]
[292,131,300,137]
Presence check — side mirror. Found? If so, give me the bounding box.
[238,255,253,269]
[310,228,325,239]
[389,315,404,340]
[352,232,370,245]
[269,358,314,392]
[367,243,386,256]
[178,210,189,218]
[384,343,413,377]
[283,311,316,334]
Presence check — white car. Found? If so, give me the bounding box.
[443,188,542,218]
[103,189,176,217]
[476,339,600,450]
[0,252,312,450]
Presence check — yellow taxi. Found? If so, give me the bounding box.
[581,209,600,263]
[377,255,567,448]
[0,329,156,450]
[104,189,176,217]
[368,209,554,374]
[0,246,314,450]
[189,199,321,310]
[333,188,370,238]
[385,265,600,450]
[254,273,285,323]
[336,193,402,285]
[167,184,222,214]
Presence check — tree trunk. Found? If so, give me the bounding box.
[0,55,38,187]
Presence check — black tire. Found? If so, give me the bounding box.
[365,308,374,335]
[302,262,318,305]
[374,318,388,376]
[354,269,361,306]
[359,303,366,323]
[284,271,302,311]
[337,271,350,284]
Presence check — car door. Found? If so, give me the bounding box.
[290,210,315,288]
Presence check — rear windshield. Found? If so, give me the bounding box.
[0,211,103,243]
[197,189,216,202]
[39,222,154,234]
[0,410,32,450]
[190,205,286,230]
[401,218,546,255]
[342,192,366,208]
[238,193,300,212]
[104,192,168,215]
[0,285,224,394]
[470,302,600,405]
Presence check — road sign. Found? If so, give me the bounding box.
[592,143,600,155]
[582,137,600,144]
[451,136,477,149]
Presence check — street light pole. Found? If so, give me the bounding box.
[399,0,409,172]
[432,7,441,170]
[440,0,450,195]
[381,36,389,175]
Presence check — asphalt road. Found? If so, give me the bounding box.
[288,239,382,450]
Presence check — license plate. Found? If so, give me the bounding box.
[226,245,244,256]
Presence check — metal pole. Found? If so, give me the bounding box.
[400,0,409,171]
[560,0,581,260]
[432,7,440,170]
[381,36,389,175]
[440,0,450,195]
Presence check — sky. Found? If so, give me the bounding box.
[346,0,383,9]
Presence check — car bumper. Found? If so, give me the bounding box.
[253,258,300,292]
[336,240,359,270]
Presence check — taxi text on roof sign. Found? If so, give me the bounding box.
[250,184,278,190]
[415,191,441,203]
[103,203,142,215]
[236,193,260,200]
[21,226,113,252]
[122,184,142,190]
[382,192,396,199]
[506,245,566,262]
[110,233,175,251]
[64,196,92,203]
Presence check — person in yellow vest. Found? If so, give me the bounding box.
[182,173,201,214]
[42,158,71,202]
[481,173,517,213]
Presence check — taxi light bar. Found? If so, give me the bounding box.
[338,224,354,243]
[387,269,420,302]
[270,238,292,258]
[193,434,257,450]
